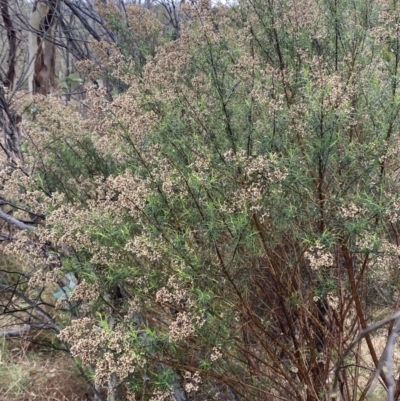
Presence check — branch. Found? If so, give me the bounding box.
[0,208,35,231]
[0,234,13,241]
[0,322,53,337]
[0,198,45,217]
[0,282,62,332]
[367,318,400,401]
[333,310,400,397]
[0,324,30,337]
[63,0,102,42]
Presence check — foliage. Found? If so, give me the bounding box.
[3,0,400,400]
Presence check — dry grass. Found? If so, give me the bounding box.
[0,252,93,401]
[353,331,400,401]
[0,337,92,401]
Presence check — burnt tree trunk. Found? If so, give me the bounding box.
[0,0,17,89]
[0,86,22,164]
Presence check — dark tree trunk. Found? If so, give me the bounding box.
[0,0,17,89]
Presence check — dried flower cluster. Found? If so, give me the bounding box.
[304,242,334,271]
[58,318,141,385]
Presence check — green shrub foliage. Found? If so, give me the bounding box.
[4,0,400,400]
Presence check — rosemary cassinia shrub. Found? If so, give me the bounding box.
[3,0,400,400]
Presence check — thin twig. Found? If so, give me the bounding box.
[333,310,400,397]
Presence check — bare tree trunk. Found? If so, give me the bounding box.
[28,0,58,95]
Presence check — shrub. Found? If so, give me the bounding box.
[3,0,400,400]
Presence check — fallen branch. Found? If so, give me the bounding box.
[0,208,35,231]
[0,324,30,337]
[0,322,57,337]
